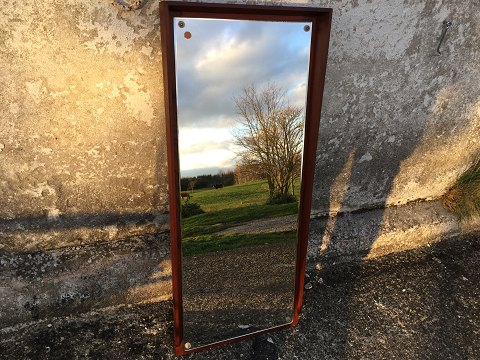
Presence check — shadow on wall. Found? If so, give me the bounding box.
[0,211,168,252]
[313,127,422,360]
[0,218,171,329]
[0,211,163,234]
[0,0,171,330]
[311,6,479,358]
[311,100,478,358]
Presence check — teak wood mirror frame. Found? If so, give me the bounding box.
[160,1,332,356]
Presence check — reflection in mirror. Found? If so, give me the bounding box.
[174,17,312,349]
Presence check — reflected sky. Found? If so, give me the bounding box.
[174,18,311,176]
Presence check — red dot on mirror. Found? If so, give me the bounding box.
[184,31,192,39]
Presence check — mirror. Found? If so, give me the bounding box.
[176,17,311,350]
[160,2,332,355]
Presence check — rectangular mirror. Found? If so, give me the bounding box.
[160,2,332,356]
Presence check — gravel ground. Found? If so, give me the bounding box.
[1,232,479,360]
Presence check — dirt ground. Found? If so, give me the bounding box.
[1,232,479,360]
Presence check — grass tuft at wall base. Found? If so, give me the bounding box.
[442,156,480,220]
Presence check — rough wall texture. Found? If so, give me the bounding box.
[0,235,171,328]
[0,0,168,253]
[309,0,480,261]
[0,0,479,329]
[313,0,480,213]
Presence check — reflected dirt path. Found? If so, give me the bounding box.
[217,214,297,235]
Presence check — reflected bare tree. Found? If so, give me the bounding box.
[233,83,304,200]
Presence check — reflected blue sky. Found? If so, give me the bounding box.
[174,18,311,176]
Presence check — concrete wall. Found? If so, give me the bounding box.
[1,0,479,328]
[310,0,480,261]
[0,0,169,253]
[313,0,480,213]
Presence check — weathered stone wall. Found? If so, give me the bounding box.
[310,0,480,260]
[1,0,478,253]
[313,0,480,213]
[1,0,479,328]
[0,0,168,253]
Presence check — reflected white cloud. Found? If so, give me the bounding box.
[174,18,311,175]
[178,127,239,172]
[181,150,236,172]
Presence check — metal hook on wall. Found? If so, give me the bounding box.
[436,19,453,55]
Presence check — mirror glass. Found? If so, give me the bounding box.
[174,17,312,349]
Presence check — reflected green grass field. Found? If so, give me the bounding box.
[190,180,270,211]
[181,180,299,255]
